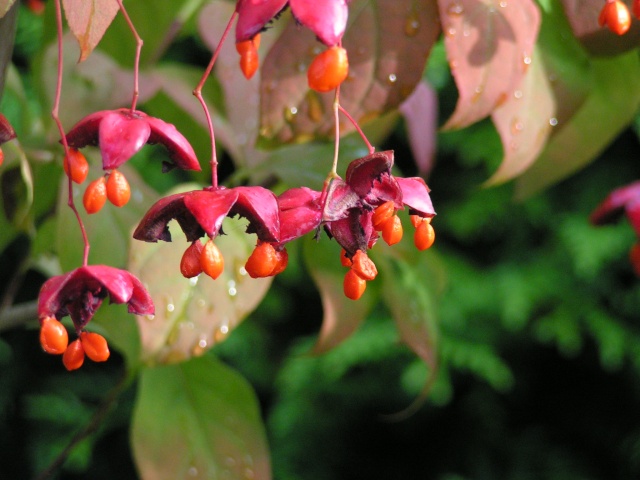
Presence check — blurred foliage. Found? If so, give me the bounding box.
[1,1,640,479]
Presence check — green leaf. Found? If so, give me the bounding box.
[128,184,273,365]
[131,354,271,480]
[302,232,376,354]
[515,50,640,199]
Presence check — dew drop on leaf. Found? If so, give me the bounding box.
[446,2,464,16]
[510,118,524,135]
[404,11,421,37]
[549,117,558,127]
[387,74,397,84]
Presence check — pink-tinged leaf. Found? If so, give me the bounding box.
[396,177,436,217]
[146,116,201,171]
[559,0,640,56]
[0,0,17,18]
[440,0,540,130]
[62,0,120,62]
[515,51,640,199]
[260,0,440,144]
[98,111,151,170]
[399,81,438,176]
[302,235,375,354]
[132,355,271,479]
[289,0,348,46]
[235,0,288,42]
[277,187,323,244]
[486,46,554,185]
[130,199,273,364]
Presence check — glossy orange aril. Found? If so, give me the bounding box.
[381,215,403,246]
[63,339,85,371]
[351,250,378,281]
[271,247,289,276]
[340,248,353,267]
[63,148,89,184]
[307,46,349,93]
[245,242,279,278]
[201,239,224,279]
[83,177,107,214]
[39,316,69,355]
[414,219,435,251]
[343,269,366,300]
[372,201,396,230]
[237,34,261,80]
[80,331,110,362]
[599,0,631,35]
[0,148,4,167]
[106,170,131,207]
[180,240,204,278]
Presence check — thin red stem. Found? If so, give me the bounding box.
[193,10,238,188]
[338,104,375,155]
[115,0,143,111]
[52,0,90,266]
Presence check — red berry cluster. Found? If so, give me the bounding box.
[598,0,640,35]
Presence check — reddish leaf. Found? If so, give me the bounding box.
[303,236,375,354]
[559,0,640,56]
[486,46,554,185]
[62,0,120,62]
[259,0,440,144]
[399,81,438,176]
[439,0,540,130]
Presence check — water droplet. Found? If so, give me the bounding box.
[549,117,558,126]
[244,467,255,479]
[462,27,471,37]
[449,60,458,70]
[446,27,457,37]
[387,73,397,84]
[225,457,237,467]
[513,90,523,99]
[447,2,464,15]
[145,314,155,322]
[239,266,247,276]
[196,298,206,308]
[191,336,208,356]
[188,466,198,477]
[189,276,199,286]
[166,303,175,313]
[296,62,307,73]
[510,118,524,135]
[404,11,420,36]
[499,0,507,7]
[220,324,229,334]
[284,106,298,123]
[214,324,229,343]
[471,85,483,102]
[227,280,237,297]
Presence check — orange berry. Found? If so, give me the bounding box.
[39,316,69,355]
[0,147,4,167]
[201,239,224,279]
[351,250,378,281]
[63,339,85,371]
[26,0,45,14]
[343,269,366,300]
[63,148,89,184]
[599,0,631,35]
[372,201,396,230]
[80,331,110,362]
[83,177,107,214]
[106,170,131,207]
[340,249,353,267]
[410,214,425,229]
[245,242,279,278]
[180,240,204,278]
[240,48,259,79]
[414,220,435,251]
[271,247,289,276]
[307,46,349,93]
[381,215,403,246]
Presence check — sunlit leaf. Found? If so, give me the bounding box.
[515,50,640,199]
[439,0,540,130]
[558,0,640,56]
[259,0,440,144]
[0,0,16,19]
[62,0,120,62]
[56,157,159,271]
[132,355,271,480]
[486,46,554,185]
[399,81,438,176]
[302,234,376,354]
[129,185,273,365]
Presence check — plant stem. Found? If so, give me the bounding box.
[34,371,132,480]
[193,10,238,188]
[339,104,375,155]
[52,0,90,267]
[116,0,144,111]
